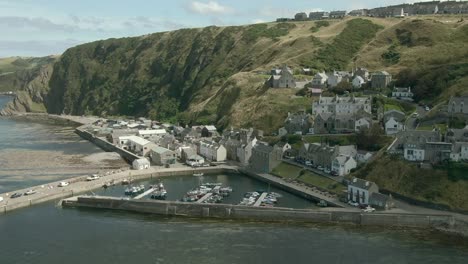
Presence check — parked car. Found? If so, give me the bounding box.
[305,161,312,166]
[330,171,338,176]
[86,174,100,181]
[412,112,419,117]
[11,192,23,199]
[425,106,430,111]
[58,181,69,187]
[348,201,359,207]
[363,206,376,213]
[317,166,324,171]
[24,189,37,196]
[324,168,331,174]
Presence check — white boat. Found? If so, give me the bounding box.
[0,196,3,202]
[58,182,69,187]
[193,173,204,177]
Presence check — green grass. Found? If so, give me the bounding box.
[271,162,303,179]
[384,103,404,112]
[298,172,346,195]
[303,135,355,146]
[417,123,447,134]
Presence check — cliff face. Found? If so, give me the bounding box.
[0,62,54,115]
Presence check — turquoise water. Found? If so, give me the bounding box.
[1,96,468,263]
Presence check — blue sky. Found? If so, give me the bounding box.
[0,0,430,57]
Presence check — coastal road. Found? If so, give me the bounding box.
[406,105,426,130]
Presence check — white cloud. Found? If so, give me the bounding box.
[187,1,232,15]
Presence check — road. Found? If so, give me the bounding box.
[406,105,427,130]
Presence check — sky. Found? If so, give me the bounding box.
[0,0,434,57]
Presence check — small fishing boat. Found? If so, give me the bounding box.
[150,182,167,200]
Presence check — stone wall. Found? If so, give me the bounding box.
[64,196,455,229]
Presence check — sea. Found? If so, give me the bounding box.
[0,95,467,264]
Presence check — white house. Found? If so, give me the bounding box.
[124,136,155,156]
[132,158,150,170]
[331,155,357,176]
[199,140,227,162]
[352,76,366,88]
[347,178,379,205]
[385,117,405,135]
[392,87,413,101]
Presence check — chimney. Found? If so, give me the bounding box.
[365,181,369,187]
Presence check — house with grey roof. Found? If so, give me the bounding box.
[329,11,347,19]
[269,65,296,88]
[349,9,368,16]
[201,125,218,138]
[284,111,312,135]
[294,12,308,21]
[445,126,468,143]
[311,72,328,88]
[369,193,393,210]
[309,11,329,20]
[448,96,468,115]
[390,130,451,163]
[299,142,357,170]
[313,95,372,115]
[451,142,468,162]
[347,178,379,205]
[384,110,406,135]
[150,146,177,166]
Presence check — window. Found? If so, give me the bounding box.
[407,150,414,155]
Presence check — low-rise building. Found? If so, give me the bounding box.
[348,178,379,205]
[451,142,468,162]
[392,87,413,101]
[349,9,368,16]
[309,11,329,20]
[295,12,308,21]
[132,158,150,170]
[138,129,167,142]
[445,126,468,143]
[186,155,205,167]
[329,10,347,18]
[150,146,176,166]
[201,125,218,138]
[237,138,258,165]
[312,95,372,115]
[352,76,366,89]
[181,147,197,162]
[356,151,373,164]
[384,110,406,135]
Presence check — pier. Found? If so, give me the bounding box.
[253,192,268,207]
[134,188,155,199]
[196,193,213,203]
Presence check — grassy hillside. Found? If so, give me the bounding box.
[2,16,467,130]
[0,56,56,92]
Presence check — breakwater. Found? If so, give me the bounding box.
[62,195,455,230]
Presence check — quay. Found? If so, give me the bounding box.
[253,192,268,207]
[134,188,155,200]
[61,195,456,230]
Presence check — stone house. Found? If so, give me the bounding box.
[269,65,296,88]
[384,110,406,135]
[349,9,368,16]
[295,12,308,21]
[284,111,312,135]
[108,129,137,145]
[445,126,468,143]
[274,142,292,157]
[371,71,392,89]
[369,193,392,210]
[237,138,258,165]
[347,178,379,205]
[311,72,328,88]
[329,11,347,18]
[391,130,450,162]
[181,146,197,162]
[313,113,334,134]
[299,143,357,170]
[331,155,357,176]
[392,87,413,101]
[309,11,329,20]
[448,96,468,115]
[150,146,177,166]
[249,143,283,173]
